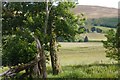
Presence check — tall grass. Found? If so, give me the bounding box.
[47,64,118,78]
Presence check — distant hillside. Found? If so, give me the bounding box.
[72,5,118,19]
[71,5,118,28]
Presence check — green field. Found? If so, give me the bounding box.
[80,33,107,42]
[95,26,116,32]
[78,26,116,42]
[0,42,118,78]
[47,42,118,78]
[55,42,116,66]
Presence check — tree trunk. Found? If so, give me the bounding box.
[45,0,49,34]
[45,0,61,75]
[0,57,42,77]
[35,37,47,78]
[116,23,120,78]
[40,47,47,78]
[116,23,120,61]
[50,31,61,75]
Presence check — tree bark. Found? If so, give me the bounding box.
[0,56,42,77]
[50,29,61,75]
[45,0,49,34]
[116,23,120,78]
[35,37,47,78]
[116,23,120,61]
[39,47,47,78]
[45,0,61,75]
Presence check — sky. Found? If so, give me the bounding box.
[78,0,120,8]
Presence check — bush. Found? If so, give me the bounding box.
[96,28,102,33]
[2,29,37,66]
[103,29,119,61]
[84,36,89,42]
[91,27,96,32]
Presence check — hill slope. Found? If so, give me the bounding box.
[72,5,118,18]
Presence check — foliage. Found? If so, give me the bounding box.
[48,2,86,42]
[91,27,96,32]
[86,17,118,28]
[2,2,50,67]
[103,29,119,61]
[96,28,102,33]
[2,1,85,73]
[2,28,37,66]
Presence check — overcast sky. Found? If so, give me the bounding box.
[78,0,120,8]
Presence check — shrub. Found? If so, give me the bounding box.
[103,29,119,61]
[2,28,37,66]
[84,36,89,42]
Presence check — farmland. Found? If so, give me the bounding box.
[0,42,118,78]
[47,42,118,78]
[1,3,119,79]
[47,42,116,66]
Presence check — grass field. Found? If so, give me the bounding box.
[78,26,116,42]
[47,42,118,78]
[0,42,118,78]
[95,26,116,32]
[80,33,107,41]
[55,42,116,66]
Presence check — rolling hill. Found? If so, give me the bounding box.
[71,5,118,42]
[72,5,118,19]
[71,5,118,28]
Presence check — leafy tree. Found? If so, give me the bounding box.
[2,1,85,77]
[47,2,85,74]
[96,28,102,33]
[2,28,36,66]
[103,29,119,61]
[2,2,48,78]
[116,23,120,61]
[86,17,118,28]
[91,27,96,32]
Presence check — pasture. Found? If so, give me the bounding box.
[47,42,118,78]
[80,33,107,42]
[95,26,116,32]
[0,42,118,78]
[56,42,116,66]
